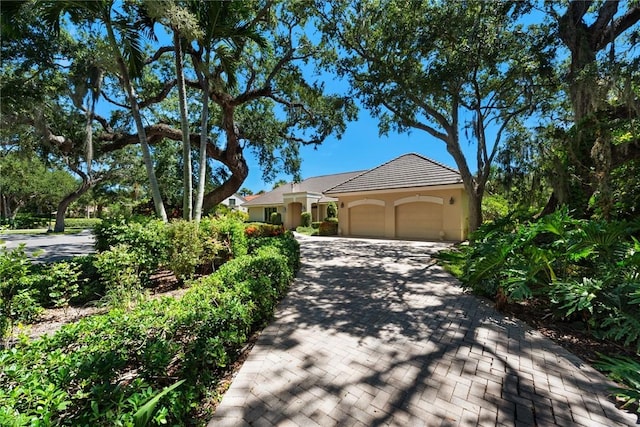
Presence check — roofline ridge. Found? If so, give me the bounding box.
[408,152,460,175]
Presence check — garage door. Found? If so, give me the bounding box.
[396,202,443,240]
[350,205,385,237]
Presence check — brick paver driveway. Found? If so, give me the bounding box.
[210,235,636,426]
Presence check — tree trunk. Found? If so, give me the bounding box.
[202,153,249,212]
[194,71,210,222]
[174,31,193,220]
[53,167,93,232]
[105,21,168,222]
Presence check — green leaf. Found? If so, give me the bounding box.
[133,379,185,427]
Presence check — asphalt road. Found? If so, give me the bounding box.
[1,230,95,263]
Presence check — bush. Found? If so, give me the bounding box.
[36,261,82,309]
[0,245,42,337]
[64,218,102,229]
[311,221,321,229]
[595,355,640,413]
[0,213,48,230]
[93,244,144,309]
[319,220,338,236]
[461,208,640,351]
[296,226,318,236]
[244,223,284,238]
[93,218,170,282]
[301,212,311,227]
[326,202,337,219]
[0,232,299,425]
[166,220,206,280]
[270,211,282,225]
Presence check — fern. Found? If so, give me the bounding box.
[595,355,640,413]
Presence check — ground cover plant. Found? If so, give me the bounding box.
[0,216,300,425]
[438,208,640,412]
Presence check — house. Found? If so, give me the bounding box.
[243,153,469,241]
[221,193,249,212]
[243,170,365,227]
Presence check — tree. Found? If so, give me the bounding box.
[41,0,169,221]
[272,179,288,190]
[315,1,546,233]
[98,0,356,215]
[540,1,640,217]
[238,187,254,197]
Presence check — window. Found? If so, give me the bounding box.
[265,207,278,222]
[228,198,236,207]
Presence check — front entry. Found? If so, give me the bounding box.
[286,202,303,229]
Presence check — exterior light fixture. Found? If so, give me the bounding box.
[449,197,455,205]
[340,202,344,208]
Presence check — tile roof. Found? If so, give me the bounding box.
[325,153,462,194]
[242,170,365,206]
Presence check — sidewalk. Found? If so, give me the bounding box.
[209,236,637,426]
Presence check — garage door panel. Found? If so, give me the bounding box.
[350,205,385,237]
[396,202,442,240]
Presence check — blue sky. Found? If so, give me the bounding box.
[243,106,464,193]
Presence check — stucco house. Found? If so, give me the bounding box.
[243,153,469,241]
[243,170,365,227]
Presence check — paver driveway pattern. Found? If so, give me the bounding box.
[210,235,637,427]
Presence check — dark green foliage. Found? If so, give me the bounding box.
[326,202,337,219]
[462,208,640,351]
[0,213,49,230]
[270,211,283,225]
[0,231,299,424]
[301,211,311,227]
[595,355,640,413]
[311,221,321,229]
[93,218,170,282]
[36,261,82,308]
[247,231,300,274]
[0,245,42,337]
[165,220,207,280]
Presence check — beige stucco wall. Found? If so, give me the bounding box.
[336,186,468,241]
[247,206,285,223]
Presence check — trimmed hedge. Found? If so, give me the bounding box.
[0,229,299,425]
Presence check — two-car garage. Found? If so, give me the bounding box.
[346,197,449,240]
[325,153,469,242]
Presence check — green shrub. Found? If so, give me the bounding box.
[595,355,640,413]
[462,208,640,351]
[0,245,42,337]
[319,220,338,236]
[69,255,104,304]
[37,261,83,309]
[247,231,300,274]
[326,202,337,219]
[311,221,321,229]
[64,218,102,229]
[296,225,318,236]
[270,211,282,225]
[0,213,48,229]
[301,212,311,227]
[166,220,206,280]
[0,232,300,425]
[93,244,144,309]
[94,218,169,282]
[205,216,248,264]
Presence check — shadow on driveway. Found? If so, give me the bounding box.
[210,236,637,426]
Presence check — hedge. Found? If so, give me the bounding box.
[0,231,300,425]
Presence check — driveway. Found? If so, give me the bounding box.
[210,235,636,426]
[1,230,95,263]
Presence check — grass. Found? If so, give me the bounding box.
[295,226,318,236]
[434,246,467,278]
